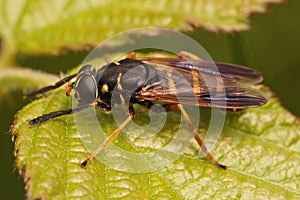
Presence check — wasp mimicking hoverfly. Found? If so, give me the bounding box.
[25,52,267,170]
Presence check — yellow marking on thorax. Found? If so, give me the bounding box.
[101,84,109,93]
[117,73,123,91]
[117,84,123,91]
[119,94,125,105]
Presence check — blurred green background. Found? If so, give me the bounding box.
[1,1,299,199]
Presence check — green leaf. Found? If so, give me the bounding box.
[0,0,283,59]
[11,62,300,199]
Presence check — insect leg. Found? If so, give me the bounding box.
[126,52,136,59]
[80,106,134,168]
[29,101,101,125]
[177,104,227,170]
[139,101,227,170]
[24,73,78,98]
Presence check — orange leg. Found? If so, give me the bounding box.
[126,52,136,59]
[140,102,227,170]
[80,112,134,168]
[177,104,226,170]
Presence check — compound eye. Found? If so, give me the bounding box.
[75,74,98,103]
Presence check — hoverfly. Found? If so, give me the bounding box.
[25,52,267,170]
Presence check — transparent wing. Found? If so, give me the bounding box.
[136,57,267,109]
[137,57,263,84]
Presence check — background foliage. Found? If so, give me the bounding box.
[1,0,299,199]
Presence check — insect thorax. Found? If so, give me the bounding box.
[95,58,161,106]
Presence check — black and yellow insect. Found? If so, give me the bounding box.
[25,53,267,170]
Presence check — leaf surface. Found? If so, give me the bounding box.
[11,64,300,199]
